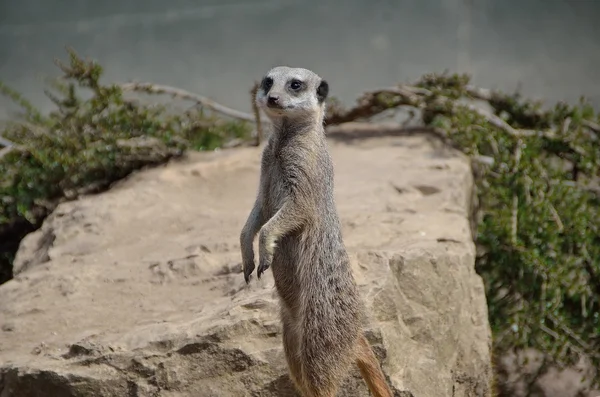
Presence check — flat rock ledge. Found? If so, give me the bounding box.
[0,127,492,396]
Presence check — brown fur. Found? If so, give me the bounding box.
[240,66,394,397]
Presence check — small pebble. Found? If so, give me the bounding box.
[1,323,15,332]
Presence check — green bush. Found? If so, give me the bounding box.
[418,74,599,380]
[0,48,252,283]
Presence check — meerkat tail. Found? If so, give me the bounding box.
[356,335,394,397]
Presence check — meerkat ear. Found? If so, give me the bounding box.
[317,80,329,103]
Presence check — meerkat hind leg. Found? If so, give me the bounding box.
[300,373,340,397]
[301,337,350,397]
[280,310,306,395]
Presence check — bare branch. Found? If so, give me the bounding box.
[0,135,15,148]
[0,134,20,158]
[562,117,572,135]
[548,204,564,233]
[119,82,255,122]
[511,194,519,245]
[582,119,600,133]
[324,86,421,125]
[547,313,592,352]
[326,83,540,138]
[436,90,535,137]
[465,85,493,101]
[250,81,264,146]
[0,146,13,159]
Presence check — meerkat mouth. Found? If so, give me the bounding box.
[266,104,297,113]
[267,101,292,110]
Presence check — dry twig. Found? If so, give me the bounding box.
[582,119,600,133]
[0,135,17,159]
[250,82,264,145]
[119,82,255,122]
[0,135,15,148]
[325,83,541,139]
[0,146,12,159]
[465,85,493,101]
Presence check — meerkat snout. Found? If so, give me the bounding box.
[267,94,280,108]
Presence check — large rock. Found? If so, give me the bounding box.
[0,126,492,396]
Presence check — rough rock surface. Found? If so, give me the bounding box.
[0,126,492,396]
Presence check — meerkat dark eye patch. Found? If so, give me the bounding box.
[261,77,273,92]
[317,80,329,103]
[289,79,304,91]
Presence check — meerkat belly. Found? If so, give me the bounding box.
[272,229,359,315]
[271,232,304,310]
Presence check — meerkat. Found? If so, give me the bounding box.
[239,66,394,397]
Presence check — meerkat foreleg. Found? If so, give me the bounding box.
[257,199,306,278]
[240,195,265,283]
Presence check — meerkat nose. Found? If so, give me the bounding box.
[268,95,279,105]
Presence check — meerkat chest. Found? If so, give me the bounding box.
[262,159,288,217]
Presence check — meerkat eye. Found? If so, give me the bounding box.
[261,77,273,92]
[290,80,303,90]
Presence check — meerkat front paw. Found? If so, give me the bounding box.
[257,244,273,278]
[257,254,272,279]
[258,230,275,279]
[243,260,255,284]
[240,230,257,284]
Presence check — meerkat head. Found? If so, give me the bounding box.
[255,66,329,122]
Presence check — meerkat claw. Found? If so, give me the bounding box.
[243,263,255,284]
[257,262,270,279]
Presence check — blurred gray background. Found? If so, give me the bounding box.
[1,0,599,119]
